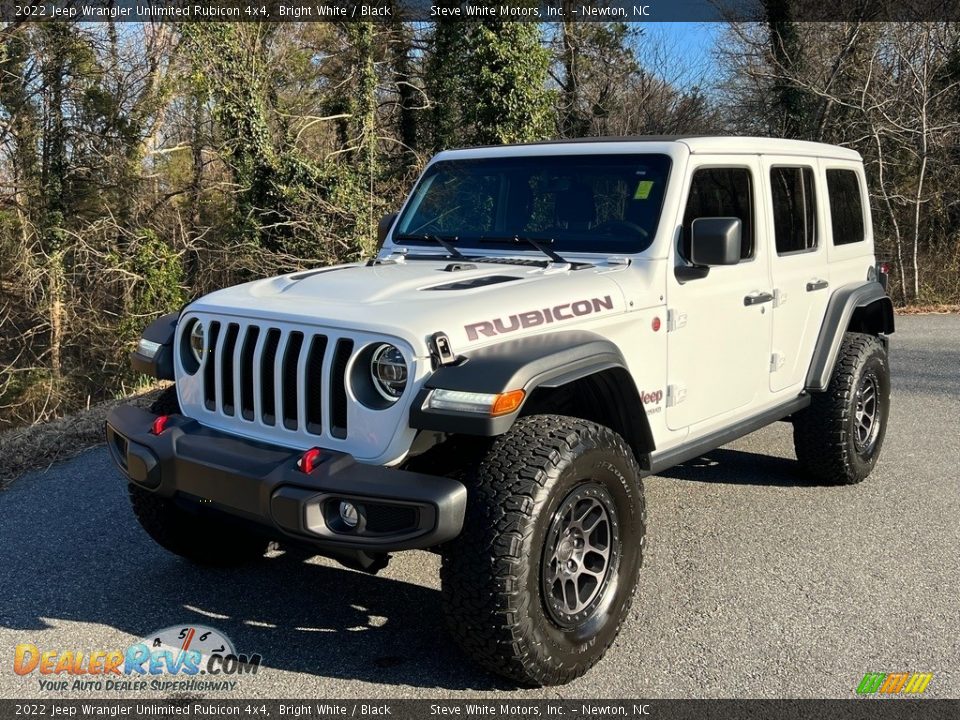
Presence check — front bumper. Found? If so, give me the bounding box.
[105,404,466,553]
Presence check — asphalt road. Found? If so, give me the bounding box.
[1,314,958,700]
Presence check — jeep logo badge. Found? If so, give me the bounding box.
[641,390,663,405]
[464,296,615,341]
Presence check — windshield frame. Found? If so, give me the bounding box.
[391,153,673,256]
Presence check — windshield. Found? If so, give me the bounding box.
[393,153,672,255]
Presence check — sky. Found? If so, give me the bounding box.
[635,22,725,90]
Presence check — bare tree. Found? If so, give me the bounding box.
[718,21,960,304]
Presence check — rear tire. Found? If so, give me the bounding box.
[793,332,890,484]
[129,484,270,566]
[440,415,645,686]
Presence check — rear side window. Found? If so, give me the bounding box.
[682,167,754,260]
[771,166,817,254]
[826,169,865,245]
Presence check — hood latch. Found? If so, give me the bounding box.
[429,332,458,368]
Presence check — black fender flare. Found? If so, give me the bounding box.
[805,281,894,392]
[130,312,179,380]
[410,330,654,451]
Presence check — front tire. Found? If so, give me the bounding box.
[440,415,645,686]
[793,332,890,484]
[129,484,271,566]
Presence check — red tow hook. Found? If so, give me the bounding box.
[150,415,171,435]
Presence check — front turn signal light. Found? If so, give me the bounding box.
[491,389,526,416]
[424,388,525,416]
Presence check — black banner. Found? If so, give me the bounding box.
[0,700,958,720]
[2,0,960,23]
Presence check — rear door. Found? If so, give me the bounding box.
[666,157,773,431]
[763,159,831,393]
[824,163,875,288]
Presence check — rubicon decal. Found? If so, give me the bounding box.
[465,295,615,341]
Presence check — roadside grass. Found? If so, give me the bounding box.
[896,304,960,315]
[0,383,169,490]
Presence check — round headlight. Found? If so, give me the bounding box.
[189,321,205,364]
[370,344,407,401]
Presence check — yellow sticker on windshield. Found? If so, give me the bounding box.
[634,180,654,200]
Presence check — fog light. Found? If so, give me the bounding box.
[339,501,359,528]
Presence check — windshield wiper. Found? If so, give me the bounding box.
[395,233,465,259]
[479,236,567,264]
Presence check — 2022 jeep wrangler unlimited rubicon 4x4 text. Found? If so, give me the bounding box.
[107,137,893,686]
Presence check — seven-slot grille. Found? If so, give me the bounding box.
[200,320,354,439]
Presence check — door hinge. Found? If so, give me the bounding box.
[667,309,687,332]
[773,288,788,307]
[770,352,785,373]
[666,384,687,407]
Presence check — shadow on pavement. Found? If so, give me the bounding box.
[657,447,815,487]
[0,448,513,691]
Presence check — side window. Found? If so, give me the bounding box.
[771,166,817,255]
[826,169,865,245]
[682,167,754,260]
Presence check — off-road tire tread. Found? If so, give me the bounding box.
[793,332,887,485]
[440,415,645,686]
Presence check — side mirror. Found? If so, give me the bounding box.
[690,217,742,266]
[377,212,398,250]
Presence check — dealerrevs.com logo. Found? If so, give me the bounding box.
[13,625,261,693]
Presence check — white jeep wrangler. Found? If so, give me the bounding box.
[108,136,893,686]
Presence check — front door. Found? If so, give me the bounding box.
[666,158,773,431]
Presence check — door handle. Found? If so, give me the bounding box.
[743,291,774,306]
[806,279,829,292]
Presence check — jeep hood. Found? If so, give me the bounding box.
[187,259,630,356]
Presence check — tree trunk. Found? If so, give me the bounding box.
[346,22,379,255]
[763,1,808,137]
[560,8,581,136]
[48,252,64,382]
[390,18,418,156]
[913,150,927,301]
[872,131,908,304]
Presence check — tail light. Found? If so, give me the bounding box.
[875,260,890,290]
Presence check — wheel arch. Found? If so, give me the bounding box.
[409,331,655,465]
[805,281,894,392]
[522,367,656,468]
